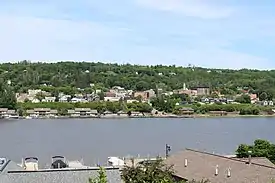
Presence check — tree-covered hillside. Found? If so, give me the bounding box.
[1,61,275,96]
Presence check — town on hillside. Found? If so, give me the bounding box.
[0,83,273,119]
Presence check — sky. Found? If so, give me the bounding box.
[0,0,275,69]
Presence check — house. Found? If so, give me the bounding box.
[125,99,137,103]
[27,89,42,97]
[105,92,116,98]
[226,99,234,104]
[75,93,84,98]
[196,87,210,96]
[174,89,197,96]
[262,100,274,106]
[26,96,40,103]
[5,110,18,118]
[16,93,28,103]
[67,108,98,117]
[201,98,210,103]
[165,148,275,183]
[59,95,71,102]
[0,108,18,118]
[42,97,56,102]
[209,111,227,116]
[26,108,58,117]
[133,90,155,101]
[130,111,143,117]
[117,111,128,117]
[0,158,122,183]
[146,89,156,99]
[133,91,148,100]
[115,93,126,98]
[95,89,102,94]
[0,108,8,117]
[101,111,117,117]
[71,98,87,103]
[178,108,194,115]
[111,86,126,93]
[31,98,40,103]
[249,94,258,101]
[104,97,121,102]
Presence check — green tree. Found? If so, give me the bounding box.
[171,94,190,103]
[135,81,151,91]
[235,94,251,104]
[239,107,259,115]
[121,157,208,183]
[17,107,24,116]
[121,158,182,183]
[1,61,275,96]
[151,96,178,113]
[236,144,252,158]
[0,82,16,109]
[89,167,107,183]
[258,91,273,101]
[98,92,105,101]
[236,139,275,164]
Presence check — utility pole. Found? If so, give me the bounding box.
[165,144,171,158]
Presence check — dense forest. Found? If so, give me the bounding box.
[1,61,275,96]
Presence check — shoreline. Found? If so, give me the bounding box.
[3,114,275,120]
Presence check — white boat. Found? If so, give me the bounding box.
[19,155,91,170]
[8,115,20,119]
[107,157,125,166]
[50,155,88,169]
[3,114,19,119]
[20,157,39,171]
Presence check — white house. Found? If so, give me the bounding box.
[263,100,273,106]
[31,98,40,103]
[71,98,87,103]
[59,95,71,102]
[104,97,121,102]
[42,97,56,102]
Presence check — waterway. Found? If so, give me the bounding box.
[0,117,274,166]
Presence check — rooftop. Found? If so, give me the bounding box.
[165,148,275,183]
[0,158,122,183]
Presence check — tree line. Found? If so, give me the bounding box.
[0,61,274,97]
[16,101,272,116]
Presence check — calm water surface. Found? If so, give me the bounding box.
[0,117,274,165]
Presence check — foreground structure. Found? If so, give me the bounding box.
[0,157,122,183]
[165,148,275,183]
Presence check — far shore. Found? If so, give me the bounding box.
[2,113,275,120]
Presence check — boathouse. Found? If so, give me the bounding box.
[26,108,58,117]
[67,108,98,117]
[0,108,18,118]
[178,107,194,115]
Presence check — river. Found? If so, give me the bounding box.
[0,117,274,166]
